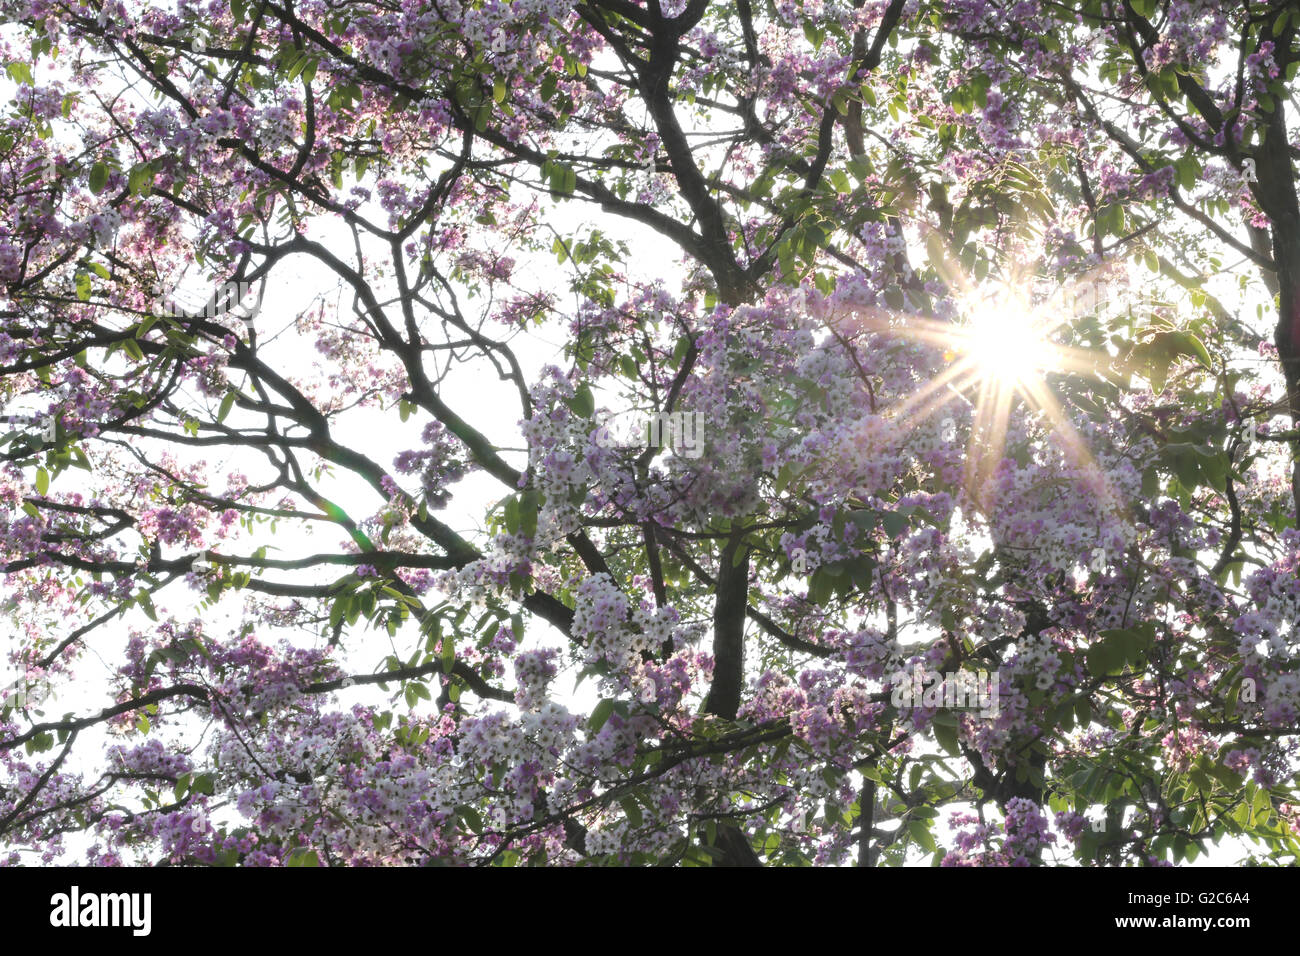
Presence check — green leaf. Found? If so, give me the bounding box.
[879,508,913,538]
[519,488,539,538]
[286,848,320,867]
[566,384,595,418]
[138,590,158,622]
[550,163,576,196]
[807,569,835,606]
[1086,639,1121,677]
[1088,622,1155,676]
[88,162,109,195]
[329,593,349,630]
[1074,697,1091,728]
[6,61,33,85]
[440,631,455,674]
[1164,443,1202,490]
[620,797,643,828]
[908,815,937,852]
[127,162,155,196]
[588,698,616,733]
[933,722,960,756]
[457,805,483,834]
[286,50,310,80]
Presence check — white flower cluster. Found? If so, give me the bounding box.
[523,372,601,546]
[195,107,238,145]
[513,648,558,711]
[453,0,570,73]
[521,700,580,753]
[582,818,628,857]
[369,38,402,74]
[807,413,911,501]
[971,600,1027,643]
[903,413,960,458]
[457,705,580,822]
[86,208,121,249]
[1008,632,1063,691]
[839,626,901,680]
[433,531,535,605]
[256,105,296,153]
[987,453,1136,574]
[1266,672,1300,716]
[792,339,859,420]
[571,574,643,673]
[569,575,689,691]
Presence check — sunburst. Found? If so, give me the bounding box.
[834,266,1122,515]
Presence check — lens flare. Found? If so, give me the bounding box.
[959,292,1055,386]
[830,267,1119,514]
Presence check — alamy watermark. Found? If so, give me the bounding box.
[152,279,263,327]
[49,886,151,936]
[1,672,53,710]
[0,413,56,442]
[593,409,706,459]
[890,664,1000,718]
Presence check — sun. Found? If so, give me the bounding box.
[952,289,1057,386]
[833,271,1116,513]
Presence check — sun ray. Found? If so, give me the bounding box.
[887,358,983,427]
[830,269,1124,523]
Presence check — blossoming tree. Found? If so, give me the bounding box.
[1,0,1299,866]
